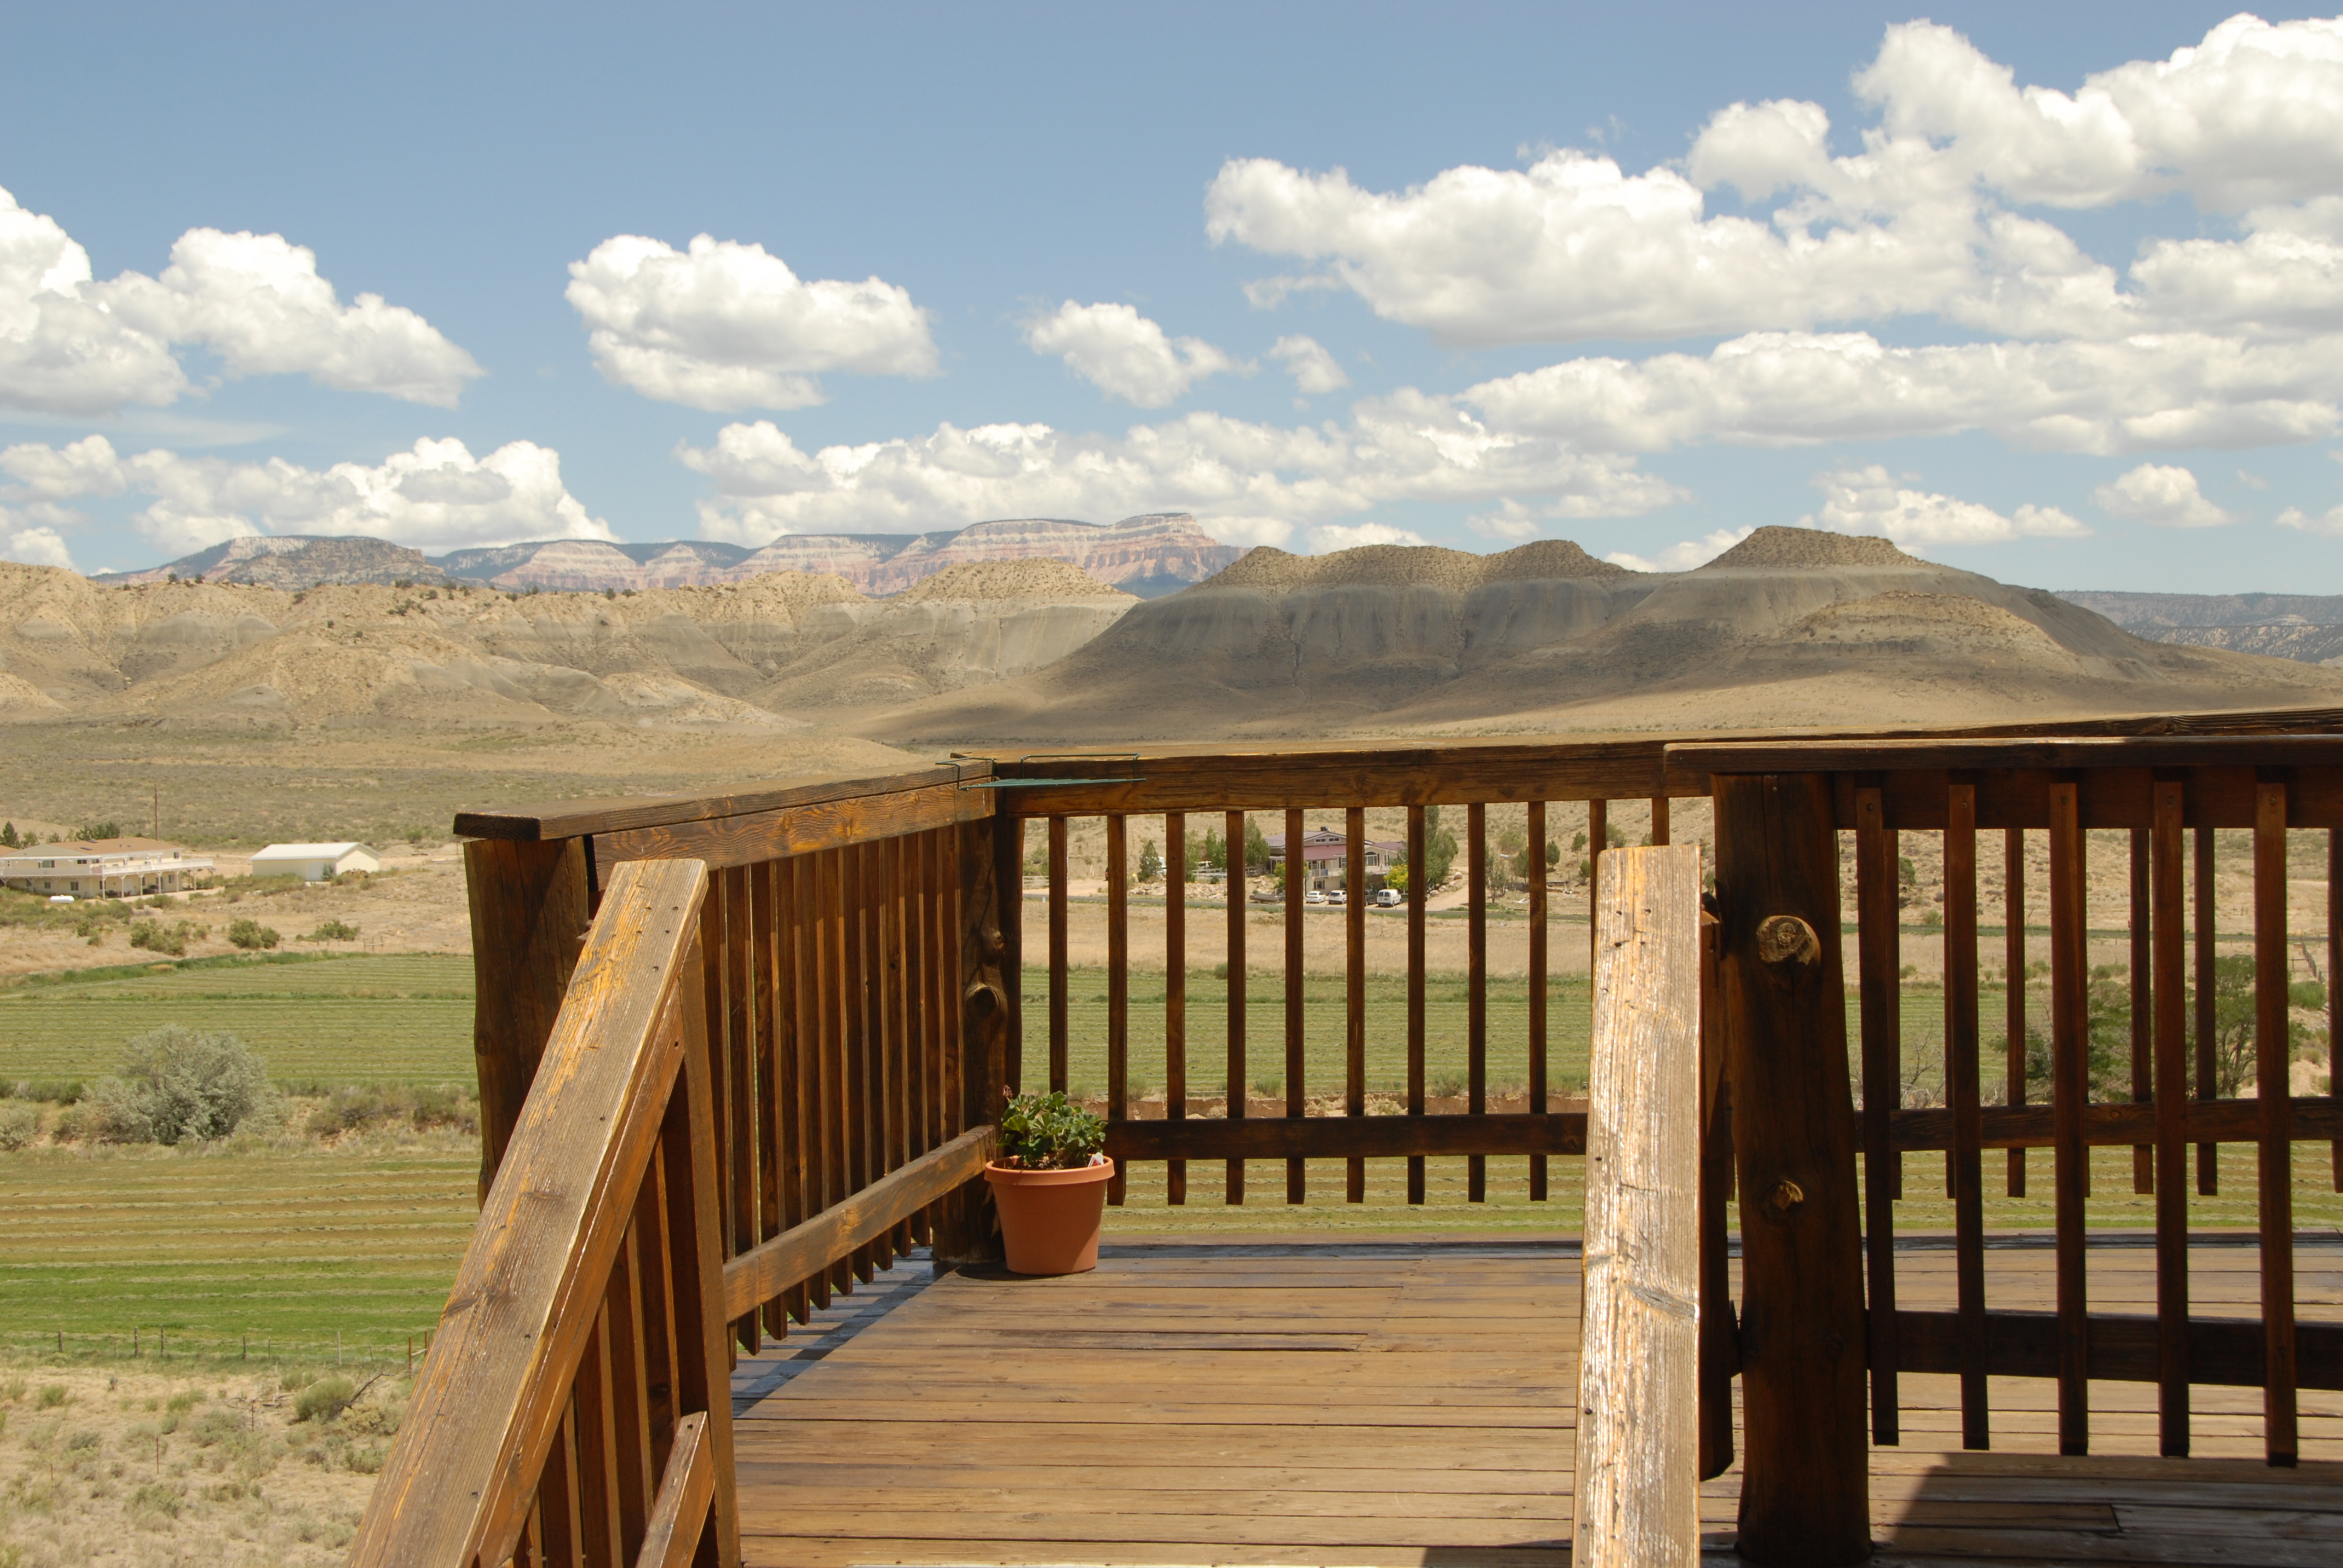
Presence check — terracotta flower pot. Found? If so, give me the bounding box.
[984,1157,1115,1275]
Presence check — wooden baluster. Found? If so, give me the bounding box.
[700,879,733,1318]
[822,848,852,1299]
[2254,780,2298,1466]
[1697,909,1737,1482]
[1226,809,1247,1207]
[2152,779,2191,1457]
[2006,826,2028,1198]
[1407,804,1428,1206]
[1945,783,1987,1451]
[1107,814,1130,1207]
[1649,795,1669,846]
[883,835,910,1257]
[2333,827,2343,1195]
[1854,785,1899,1444]
[1467,802,1487,1204]
[466,837,591,1201]
[1285,806,1306,1205]
[1714,772,1869,1567]
[1528,800,1548,1203]
[900,834,930,1248]
[723,867,758,1348]
[1049,815,1070,1094]
[2132,829,2154,1195]
[664,933,742,1568]
[636,1144,681,1476]
[917,829,949,1243]
[2049,779,2090,1455]
[849,842,882,1279]
[537,1401,582,1567]
[1003,818,1024,1097]
[605,1223,655,1560]
[574,1307,620,1563]
[801,853,830,1312]
[955,813,1013,1267]
[752,862,784,1337]
[2196,825,2219,1195]
[1345,807,1367,1204]
[1165,812,1187,1206]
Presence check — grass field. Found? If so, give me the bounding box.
[0,1137,477,1364]
[0,955,475,1089]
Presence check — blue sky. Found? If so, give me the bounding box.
[6,2,2343,590]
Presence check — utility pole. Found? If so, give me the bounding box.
[152,785,160,840]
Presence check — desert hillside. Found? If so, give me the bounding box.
[0,559,1134,732]
[863,528,2343,744]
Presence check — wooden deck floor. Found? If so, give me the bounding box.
[729,1235,2343,1566]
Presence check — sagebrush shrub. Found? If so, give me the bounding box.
[225,918,280,951]
[85,1025,272,1145]
[293,1376,356,1423]
[0,1102,36,1151]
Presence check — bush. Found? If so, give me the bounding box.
[293,1376,356,1423]
[82,1025,272,1145]
[0,1102,36,1150]
[306,1084,474,1138]
[225,918,280,950]
[76,820,123,841]
[129,918,202,956]
[303,919,360,942]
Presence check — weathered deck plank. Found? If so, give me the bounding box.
[730,1236,2343,1567]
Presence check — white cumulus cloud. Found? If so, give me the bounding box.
[1308,521,1427,553]
[1271,334,1349,395]
[677,393,1682,546]
[1801,466,2087,546]
[2091,463,2234,528]
[1608,528,1756,573]
[1023,302,1240,408]
[0,435,612,557]
[0,187,479,416]
[566,234,937,412]
[2278,502,2343,535]
[0,518,74,569]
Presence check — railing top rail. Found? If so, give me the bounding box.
[454,758,994,842]
[449,703,2343,843]
[1668,731,2343,780]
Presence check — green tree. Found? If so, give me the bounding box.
[1138,838,1164,883]
[1422,806,1458,889]
[1545,839,1561,868]
[1244,818,1272,875]
[77,820,123,841]
[1386,860,1409,896]
[0,822,17,848]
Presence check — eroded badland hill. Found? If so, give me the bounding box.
[4,528,2340,843]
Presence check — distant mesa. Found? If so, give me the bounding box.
[99,514,1241,598]
[1700,526,1921,571]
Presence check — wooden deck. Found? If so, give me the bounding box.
[729,1235,2343,1567]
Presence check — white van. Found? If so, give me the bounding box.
[1374,887,1401,907]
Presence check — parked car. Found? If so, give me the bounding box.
[1303,889,1329,905]
[1326,889,1346,906]
[1374,887,1401,907]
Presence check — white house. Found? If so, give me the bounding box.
[250,842,381,881]
[0,838,215,898]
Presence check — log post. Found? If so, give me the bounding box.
[1713,773,1872,1566]
[1574,844,1702,1567]
[936,814,1009,1266]
[465,836,591,1202]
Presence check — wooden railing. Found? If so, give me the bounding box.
[350,858,736,1567]
[1679,733,2343,1564]
[355,704,2343,1566]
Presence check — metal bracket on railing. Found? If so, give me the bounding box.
[953,751,1146,789]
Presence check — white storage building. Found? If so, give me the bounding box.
[249,842,381,881]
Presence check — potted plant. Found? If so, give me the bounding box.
[985,1091,1113,1275]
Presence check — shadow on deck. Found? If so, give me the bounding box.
[730,1236,2343,1567]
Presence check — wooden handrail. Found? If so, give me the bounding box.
[350,857,736,1568]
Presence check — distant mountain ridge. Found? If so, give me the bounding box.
[95,513,1240,598]
[2057,590,2343,666]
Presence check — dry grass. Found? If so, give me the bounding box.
[0,1362,399,1567]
